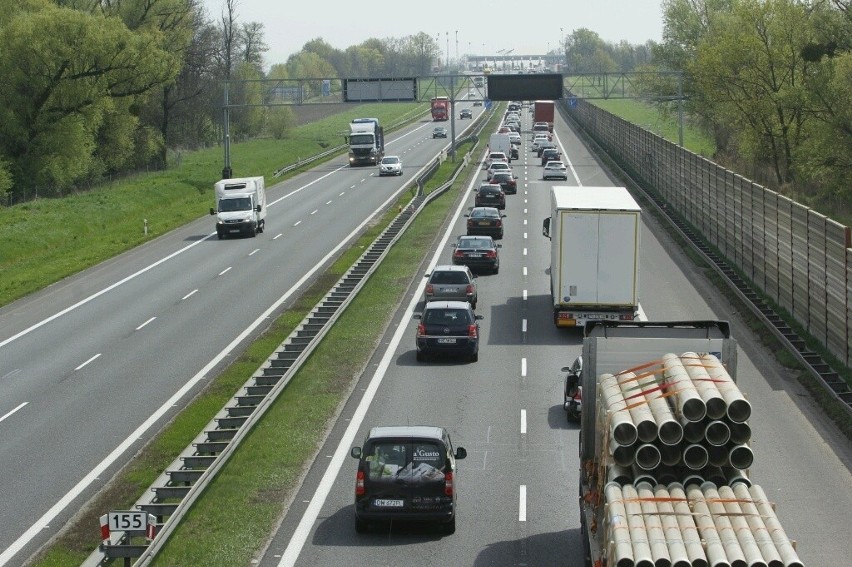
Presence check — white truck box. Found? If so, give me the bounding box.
[543,186,640,327]
[489,133,513,162]
[210,176,266,239]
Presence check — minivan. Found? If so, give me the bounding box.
[351,426,467,534]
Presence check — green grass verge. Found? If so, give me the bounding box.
[0,102,428,308]
[591,99,716,158]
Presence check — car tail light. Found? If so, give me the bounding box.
[417,323,426,337]
[486,250,497,258]
[465,284,474,296]
[467,324,478,338]
[620,313,635,320]
[453,250,464,259]
[355,470,365,496]
[467,219,474,228]
[425,283,434,294]
[444,471,454,496]
[496,219,502,227]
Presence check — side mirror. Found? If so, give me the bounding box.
[542,217,551,238]
[424,272,431,278]
[501,214,507,218]
[350,447,362,459]
[413,313,422,319]
[256,205,262,212]
[496,244,502,248]
[455,447,468,459]
[475,314,484,321]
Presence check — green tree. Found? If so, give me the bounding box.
[690,0,812,184]
[0,1,177,195]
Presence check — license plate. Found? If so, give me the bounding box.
[586,314,608,319]
[478,221,490,226]
[468,253,482,258]
[374,499,404,507]
[437,338,457,344]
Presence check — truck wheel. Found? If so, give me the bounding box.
[249,224,257,237]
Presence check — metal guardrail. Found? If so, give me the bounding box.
[86,127,482,567]
[559,99,852,418]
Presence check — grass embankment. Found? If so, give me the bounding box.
[0,102,427,308]
[592,98,716,158]
[29,107,499,566]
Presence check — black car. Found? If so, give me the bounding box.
[415,301,483,362]
[433,127,448,138]
[541,147,561,165]
[350,425,468,534]
[474,184,505,209]
[452,235,501,273]
[489,172,517,195]
[459,108,473,119]
[465,206,506,239]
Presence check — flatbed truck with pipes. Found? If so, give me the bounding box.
[542,186,641,328]
[578,320,804,567]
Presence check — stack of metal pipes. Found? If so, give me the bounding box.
[603,480,804,567]
[598,352,754,487]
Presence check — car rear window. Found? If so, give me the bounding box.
[424,308,472,325]
[430,271,470,284]
[364,441,447,481]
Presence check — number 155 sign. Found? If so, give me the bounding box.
[100,511,157,542]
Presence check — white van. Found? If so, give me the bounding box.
[210,176,266,239]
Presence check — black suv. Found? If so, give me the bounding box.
[351,425,467,534]
[415,300,483,361]
[474,184,505,209]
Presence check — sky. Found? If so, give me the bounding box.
[201,0,665,70]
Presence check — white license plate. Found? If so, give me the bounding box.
[586,314,609,319]
[437,338,457,344]
[374,499,404,507]
[468,254,482,258]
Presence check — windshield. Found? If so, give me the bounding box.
[381,157,399,164]
[349,134,375,145]
[218,197,253,212]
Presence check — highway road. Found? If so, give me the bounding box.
[253,106,852,566]
[0,104,484,565]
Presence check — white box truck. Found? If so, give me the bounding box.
[210,176,266,239]
[541,186,640,328]
[489,133,514,161]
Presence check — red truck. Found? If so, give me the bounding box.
[534,100,555,132]
[431,96,451,121]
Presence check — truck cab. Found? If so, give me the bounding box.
[210,177,266,239]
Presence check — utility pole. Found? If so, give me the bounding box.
[446,32,449,68]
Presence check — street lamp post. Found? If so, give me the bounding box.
[446,32,449,68]
[455,30,458,69]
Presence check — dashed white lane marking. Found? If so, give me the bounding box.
[75,353,102,371]
[135,317,156,331]
[519,485,527,521]
[181,289,198,301]
[0,403,28,424]
[521,409,527,434]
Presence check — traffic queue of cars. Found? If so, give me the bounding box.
[354,101,568,537]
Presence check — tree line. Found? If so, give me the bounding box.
[1,0,848,214]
